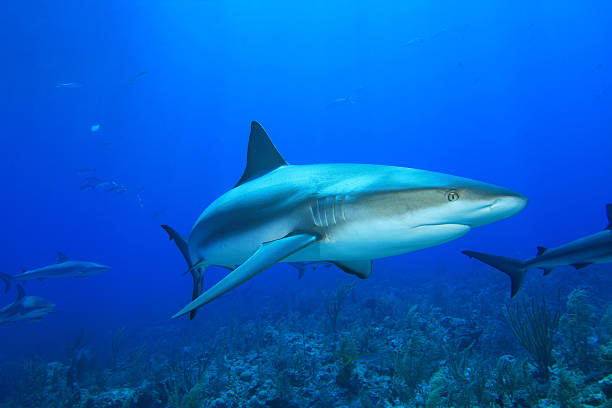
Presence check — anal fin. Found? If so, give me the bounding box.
[571,262,592,270]
[540,267,553,276]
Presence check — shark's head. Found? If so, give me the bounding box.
[389,173,527,230]
[428,180,528,228]
[327,168,527,258]
[356,168,527,229]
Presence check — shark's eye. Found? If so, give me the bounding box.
[447,190,459,202]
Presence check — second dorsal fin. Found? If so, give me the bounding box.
[57,252,70,263]
[235,122,287,187]
[536,246,548,256]
[606,204,611,230]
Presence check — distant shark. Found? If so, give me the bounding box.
[0,286,56,324]
[463,204,612,296]
[163,121,526,319]
[0,252,111,293]
[288,261,333,279]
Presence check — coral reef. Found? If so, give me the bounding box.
[2,267,611,408]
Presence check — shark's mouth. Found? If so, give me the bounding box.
[414,223,471,229]
[410,223,472,241]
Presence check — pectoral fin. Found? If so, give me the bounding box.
[332,260,372,279]
[172,234,319,318]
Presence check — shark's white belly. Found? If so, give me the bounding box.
[288,222,471,261]
[200,212,471,265]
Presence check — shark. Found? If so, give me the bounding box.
[463,204,612,297]
[0,286,56,324]
[163,121,527,319]
[288,261,333,279]
[0,252,111,293]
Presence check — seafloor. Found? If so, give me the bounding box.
[1,264,611,408]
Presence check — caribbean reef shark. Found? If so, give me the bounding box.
[0,252,110,293]
[163,121,526,319]
[0,286,55,324]
[463,204,612,296]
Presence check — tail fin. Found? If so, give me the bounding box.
[0,272,14,293]
[462,250,526,297]
[161,225,207,320]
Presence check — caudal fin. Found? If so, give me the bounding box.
[0,272,14,293]
[161,225,207,320]
[462,250,526,297]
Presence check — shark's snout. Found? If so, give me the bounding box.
[468,189,527,227]
[489,193,527,216]
[93,264,112,272]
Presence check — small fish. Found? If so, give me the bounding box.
[128,71,147,82]
[136,194,144,208]
[331,96,355,105]
[91,124,101,133]
[104,182,117,192]
[403,37,422,47]
[56,82,82,88]
[115,186,129,195]
[100,141,114,148]
[80,177,103,191]
[82,176,102,184]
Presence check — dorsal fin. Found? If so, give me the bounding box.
[57,252,70,263]
[606,204,611,230]
[536,246,548,256]
[16,285,25,301]
[235,122,287,187]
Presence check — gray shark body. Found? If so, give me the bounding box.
[0,253,110,293]
[0,286,55,324]
[463,204,612,296]
[164,122,527,318]
[288,261,333,279]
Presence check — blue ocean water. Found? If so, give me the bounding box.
[1,1,611,407]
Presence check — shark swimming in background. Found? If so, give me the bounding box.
[0,252,111,293]
[288,261,333,279]
[463,204,612,297]
[55,82,82,88]
[163,121,527,319]
[0,286,56,324]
